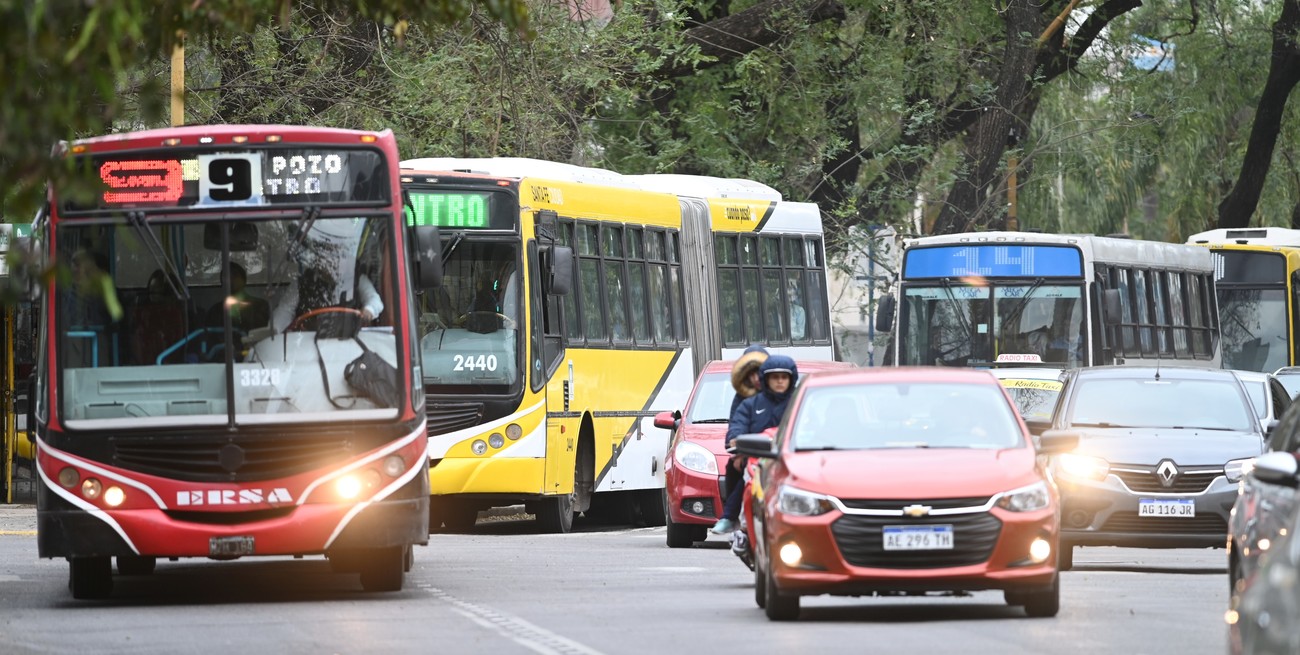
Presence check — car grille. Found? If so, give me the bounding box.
[1112,467,1222,494]
[830,512,1002,569]
[1100,512,1228,535]
[427,402,484,436]
[840,497,990,512]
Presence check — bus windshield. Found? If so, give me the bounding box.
[1219,288,1289,372]
[416,239,521,394]
[56,215,400,428]
[899,282,1085,368]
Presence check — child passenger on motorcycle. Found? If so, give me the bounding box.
[711,354,800,534]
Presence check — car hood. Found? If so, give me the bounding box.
[678,423,729,455]
[1065,428,1264,466]
[782,447,1040,499]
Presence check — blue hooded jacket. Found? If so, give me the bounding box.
[726,355,800,445]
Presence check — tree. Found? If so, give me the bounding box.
[0,0,529,220]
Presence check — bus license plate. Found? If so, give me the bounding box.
[1138,499,1195,518]
[883,525,954,551]
[210,536,255,557]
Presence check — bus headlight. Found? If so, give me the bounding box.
[672,441,718,475]
[81,478,103,500]
[382,455,406,478]
[336,475,364,500]
[489,433,505,449]
[103,486,126,508]
[471,439,488,456]
[58,467,79,488]
[506,423,523,440]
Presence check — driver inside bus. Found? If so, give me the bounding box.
[269,220,386,335]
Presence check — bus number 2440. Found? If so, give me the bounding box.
[454,354,499,372]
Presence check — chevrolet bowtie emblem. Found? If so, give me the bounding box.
[903,504,931,517]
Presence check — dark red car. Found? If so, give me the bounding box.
[654,359,851,548]
[732,367,1077,620]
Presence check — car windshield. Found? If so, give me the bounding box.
[998,378,1062,422]
[790,382,1023,450]
[685,372,734,423]
[1069,377,1255,431]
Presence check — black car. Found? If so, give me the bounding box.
[1229,452,1300,655]
[1032,366,1266,570]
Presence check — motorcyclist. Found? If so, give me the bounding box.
[710,345,768,535]
[711,354,799,534]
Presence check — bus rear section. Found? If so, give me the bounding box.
[35,125,432,598]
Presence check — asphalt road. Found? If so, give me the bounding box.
[0,506,1228,655]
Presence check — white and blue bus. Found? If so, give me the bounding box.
[881,232,1221,369]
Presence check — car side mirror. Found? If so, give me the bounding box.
[1024,418,1051,437]
[653,410,680,430]
[1266,418,1281,439]
[1252,451,1300,488]
[1037,429,1080,455]
[732,433,778,459]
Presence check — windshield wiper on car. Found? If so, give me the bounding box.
[1169,426,1236,431]
[1069,422,1131,428]
[691,418,730,424]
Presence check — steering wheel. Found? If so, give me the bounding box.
[458,311,517,330]
[287,306,363,332]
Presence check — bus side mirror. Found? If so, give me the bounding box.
[412,225,443,289]
[874,295,896,333]
[546,245,573,296]
[1102,288,1122,326]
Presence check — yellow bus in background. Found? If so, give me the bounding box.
[1187,228,1300,372]
[400,159,835,532]
[1,222,36,503]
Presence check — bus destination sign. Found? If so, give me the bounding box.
[903,244,1083,279]
[404,191,511,230]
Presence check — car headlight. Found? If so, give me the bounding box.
[1225,457,1257,483]
[672,441,719,475]
[776,485,836,516]
[996,481,1052,512]
[1055,453,1110,481]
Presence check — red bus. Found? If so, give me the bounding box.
[32,125,439,598]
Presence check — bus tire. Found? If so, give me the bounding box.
[358,546,405,592]
[535,493,574,534]
[116,555,157,576]
[69,557,113,600]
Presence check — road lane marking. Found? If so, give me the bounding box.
[0,530,36,536]
[0,575,18,582]
[423,585,606,655]
[640,566,706,573]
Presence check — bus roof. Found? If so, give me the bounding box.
[625,174,782,201]
[1187,227,1300,248]
[400,157,641,189]
[71,124,392,150]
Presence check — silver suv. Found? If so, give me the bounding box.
[1035,366,1265,569]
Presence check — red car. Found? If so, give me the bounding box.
[654,358,852,548]
[732,367,1078,620]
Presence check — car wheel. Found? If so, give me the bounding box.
[764,557,800,621]
[1003,590,1026,607]
[116,555,157,576]
[69,557,113,600]
[666,519,696,548]
[1022,575,1060,618]
[1058,544,1073,571]
[754,558,767,609]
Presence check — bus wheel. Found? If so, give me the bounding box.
[358,546,405,592]
[68,557,113,599]
[116,555,157,576]
[533,493,574,534]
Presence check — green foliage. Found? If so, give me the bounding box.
[0,0,530,221]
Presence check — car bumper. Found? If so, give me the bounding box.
[665,464,724,526]
[767,506,1058,597]
[1058,474,1235,549]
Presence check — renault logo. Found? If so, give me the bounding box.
[903,504,932,517]
[1156,460,1179,488]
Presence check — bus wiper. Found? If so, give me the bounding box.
[1000,277,1046,336]
[267,206,320,295]
[125,211,189,301]
[441,232,464,266]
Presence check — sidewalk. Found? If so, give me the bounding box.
[0,504,36,534]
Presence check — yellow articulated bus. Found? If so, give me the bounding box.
[1187,227,1300,372]
[400,158,835,532]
